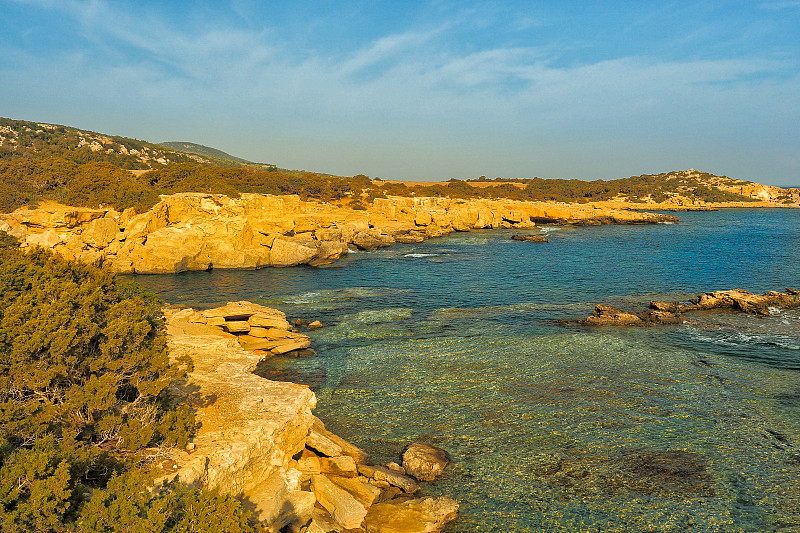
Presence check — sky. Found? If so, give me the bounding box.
[1,1,799,186]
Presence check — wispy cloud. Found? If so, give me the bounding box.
[2,0,798,183]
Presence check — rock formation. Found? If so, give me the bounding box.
[163,304,458,533]
[0,193,678,274]
[511,234,549,242]
[578,288,800,326]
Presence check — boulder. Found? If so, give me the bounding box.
[307,417,370,464]
[270,237,317,267]
[364,497,459,533]
[319,455,359,478]
[352,230,395,251]
[310,474,368,530]
[328,476,383,508]
[401,443,449,481]
[82,217,120,248]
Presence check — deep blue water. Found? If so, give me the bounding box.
[132,209,800,532]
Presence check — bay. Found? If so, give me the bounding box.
[132,208,800,532]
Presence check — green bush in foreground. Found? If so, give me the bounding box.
[0,233,254,532]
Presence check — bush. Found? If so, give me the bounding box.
[0,234,254,531]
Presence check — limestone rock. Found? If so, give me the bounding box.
[270,237,317,267]
[319,456,358,478]
[82,217,120,248]
[202,301,283,321]
[358,464,420,494]
[328,475,383,508]
[582,304,643,326]
[223,320,251,333]
[511,234,548,242]
[352,230,395,251]
[364,497,459,533]
[310,474,367,530]
[401,443,449,481]
[308,417,370,464]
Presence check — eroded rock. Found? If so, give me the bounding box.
[364,497,459,533]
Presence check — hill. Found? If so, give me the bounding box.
[160,141,253,164]
[1,115,797,214]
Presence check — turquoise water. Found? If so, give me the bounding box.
[132,209,800,532]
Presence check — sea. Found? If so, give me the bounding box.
[131,208,800,532]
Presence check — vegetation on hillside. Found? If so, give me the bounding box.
[0,116,763,214]
[0,234,255,531]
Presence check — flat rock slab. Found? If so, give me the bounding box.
[364,497,459,533]
[201,301,286,321]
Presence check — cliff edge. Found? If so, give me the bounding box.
[0,193,678,274]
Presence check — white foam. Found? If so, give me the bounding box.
[404,253,439,258]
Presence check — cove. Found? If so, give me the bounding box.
[131,209,800,532]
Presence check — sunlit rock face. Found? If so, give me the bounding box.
[1,193,678,273]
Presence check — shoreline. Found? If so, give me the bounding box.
[162,303,459,532]
[1,192,680,274]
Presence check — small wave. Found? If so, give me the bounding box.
[658,221,676,225]
[685,328,800,351]
[404,253,440,258]
[283,291,322,304]
[539,226,561,233]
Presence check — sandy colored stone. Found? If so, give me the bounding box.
[82,217,120,248]
[402,443,449,481]
[319,456,358,478]
[328,475,383,508]
[249,315,292,329]
[309,417,370,464]
[202,301,282,321]
[223,320,251,333]
[358,464,419,494]
[271,338,312,355]
[364,497,459,533]
[310,474,367,530]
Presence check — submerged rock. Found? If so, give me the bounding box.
[511,233,549,242]
[364,497,459,533]
[401,443,449,481]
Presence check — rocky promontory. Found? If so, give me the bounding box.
[578,288,800,327]
[0,193,678,274]
[163,303,458,533]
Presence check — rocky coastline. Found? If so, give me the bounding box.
[0,193,678,274]
[163,302,458,533]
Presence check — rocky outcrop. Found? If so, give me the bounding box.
[1,193,678,274]
[163,304,458,533]
[578,288,800,326]
[511,234,549,242]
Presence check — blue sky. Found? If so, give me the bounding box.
[1,1,799,185]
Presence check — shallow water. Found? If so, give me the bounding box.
[132,209,800,532]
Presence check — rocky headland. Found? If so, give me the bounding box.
[0,193,678,274]
[162,302,458,533]
[577,288,800,327]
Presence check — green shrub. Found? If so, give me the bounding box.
[0,234,254,531]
